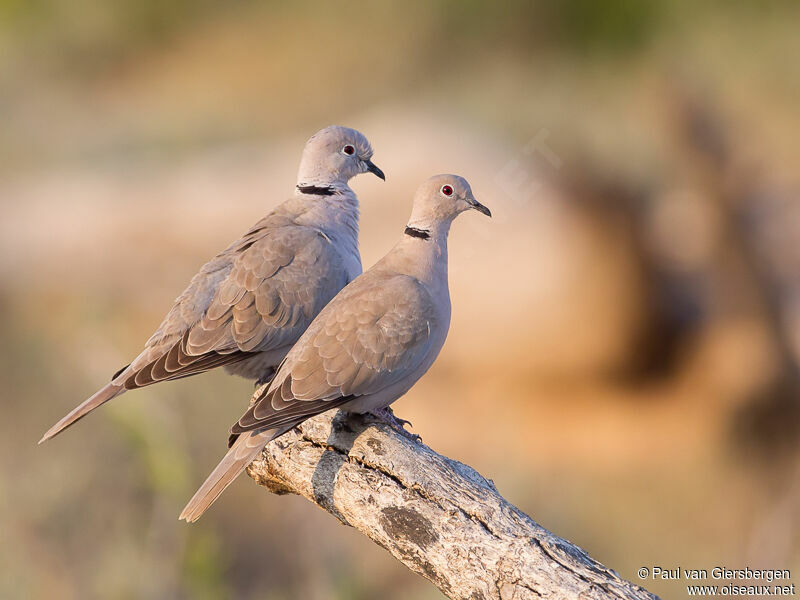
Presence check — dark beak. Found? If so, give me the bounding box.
[364,159,386,181]
[467,197,492,217]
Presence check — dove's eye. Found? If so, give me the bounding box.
[441,185,454,196]
[342,145,356,156]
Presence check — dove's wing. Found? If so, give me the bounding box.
[119,218,353,389]
[230,272,438,436]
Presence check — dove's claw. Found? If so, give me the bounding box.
[368,407,422,443]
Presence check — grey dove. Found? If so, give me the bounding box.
[180,174,491,521]
[40,126,385,444]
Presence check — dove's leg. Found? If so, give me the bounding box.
[368,406,422,443]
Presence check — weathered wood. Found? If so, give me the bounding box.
[245,410,659,600]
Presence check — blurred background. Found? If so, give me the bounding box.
[2,1,800,598]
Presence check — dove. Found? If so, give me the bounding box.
[40,126,385,444]
[180,174,491,521]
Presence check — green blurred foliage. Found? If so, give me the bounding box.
[183,529,230,600]
[0,0,662,74]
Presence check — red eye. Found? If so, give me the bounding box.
[441,185,454,196]
[342,145,355,155]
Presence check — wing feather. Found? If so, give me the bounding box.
[116,219,352,389]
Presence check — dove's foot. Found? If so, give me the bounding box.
[368,406,422,443]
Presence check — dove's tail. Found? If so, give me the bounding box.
[180,430,275,523]
[39,383,127,444]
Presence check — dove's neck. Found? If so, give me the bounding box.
[388,219,452,292]
[295,187,358,226]
[296,160,352,193]
[294,189,362,278]
[295,180,353,196]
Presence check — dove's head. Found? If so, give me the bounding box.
[296,126,385,187]
[407,175,491,231]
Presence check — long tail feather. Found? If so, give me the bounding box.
[179,430,274,522]
[39,383,126,444]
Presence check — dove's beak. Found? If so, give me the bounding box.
[364,159,386,181]
[467,197,492,217]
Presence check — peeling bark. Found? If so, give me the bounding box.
[245,410,659,600]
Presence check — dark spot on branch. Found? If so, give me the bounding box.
[380,506,439,551]
[366,438,385,455]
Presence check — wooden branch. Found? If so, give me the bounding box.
[245,410,660,600]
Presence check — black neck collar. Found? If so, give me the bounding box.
[404,226,431,240]
[297,184,335,196]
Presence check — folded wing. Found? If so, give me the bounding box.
[231,272,437,437]
[120,220,350,389]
